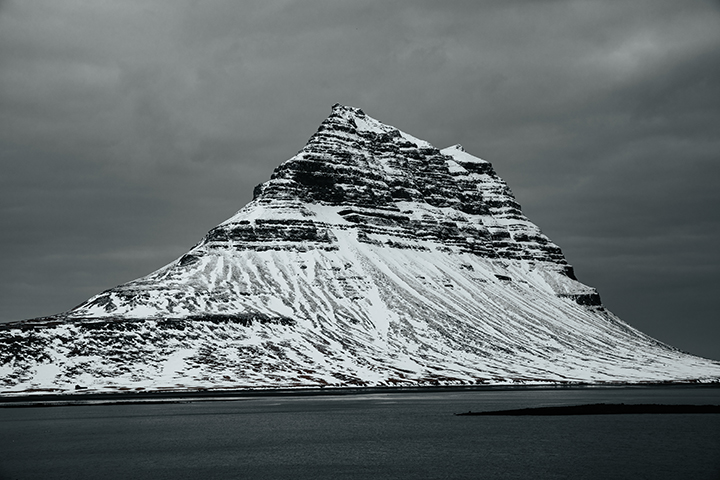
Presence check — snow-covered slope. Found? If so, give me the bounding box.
[2,104,719,394]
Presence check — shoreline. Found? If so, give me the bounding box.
[456,403,720,415]
[2,382,718,408]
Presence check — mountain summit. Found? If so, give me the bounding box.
[2,104,718,393]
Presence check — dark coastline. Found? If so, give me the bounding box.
[456,403,720,416]
[1,382,718,408]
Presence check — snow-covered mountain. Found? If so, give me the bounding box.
[2,104,719,394]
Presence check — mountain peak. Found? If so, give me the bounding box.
[331,102,365,116]
[246,105,565,265]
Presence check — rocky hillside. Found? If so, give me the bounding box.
[2,104,718,394]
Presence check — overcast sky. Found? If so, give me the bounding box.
[1,0,719,360]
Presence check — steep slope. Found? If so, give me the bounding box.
[2,104,719,394]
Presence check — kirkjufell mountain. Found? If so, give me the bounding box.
[2,104,719,394]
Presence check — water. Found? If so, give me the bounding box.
[1,387,718,480]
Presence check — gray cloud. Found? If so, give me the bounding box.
[1,0,719,359]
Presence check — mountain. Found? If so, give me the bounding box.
[2,104,719,395]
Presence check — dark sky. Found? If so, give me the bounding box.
[2,0,719,360]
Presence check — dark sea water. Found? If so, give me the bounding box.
[1,386,719,480]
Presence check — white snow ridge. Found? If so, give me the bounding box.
[2,104,719,395]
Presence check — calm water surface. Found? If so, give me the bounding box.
[1,387,719,480]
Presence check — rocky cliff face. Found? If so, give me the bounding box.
[2,104,719,394]
[228,104,566,264]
